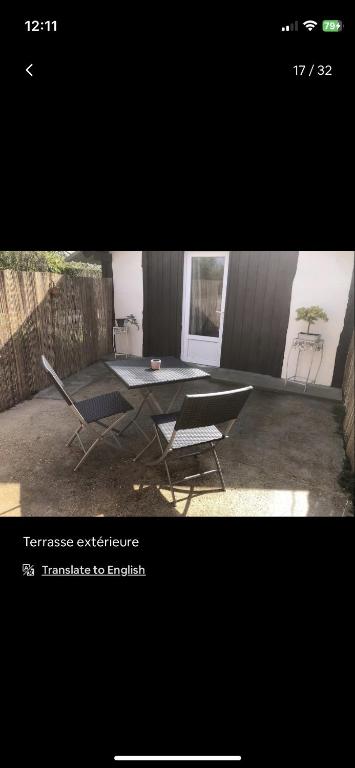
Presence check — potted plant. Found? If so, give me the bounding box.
[295,306,328,340]
[115,315,140,330]
[125,314,140,330]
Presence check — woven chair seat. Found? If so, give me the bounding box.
[152,413,223,449]
[75,391,132,423]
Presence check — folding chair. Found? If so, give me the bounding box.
[134,386,253,503]
[41,355,133,471]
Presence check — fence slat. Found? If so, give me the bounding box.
[0,271,113,412]
[343,331,354,471]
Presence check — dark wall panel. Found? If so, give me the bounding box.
[221,251,299,377]
[332,262,354,387]
[142,251,184,357]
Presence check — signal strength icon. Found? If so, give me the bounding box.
[281,21,298,32]
[303,20,318,31]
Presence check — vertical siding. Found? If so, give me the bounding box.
[142,252,184,356]
[332,264,354,387]
[221,251,298,376]
[343,331,354,471]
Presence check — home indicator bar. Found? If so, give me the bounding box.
[114,759,242,762]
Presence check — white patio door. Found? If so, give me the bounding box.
[181,252,229,366]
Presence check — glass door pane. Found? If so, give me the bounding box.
[189,256,225,337]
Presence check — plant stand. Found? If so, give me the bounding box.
[284,336,324,392]
[113,325,129,358]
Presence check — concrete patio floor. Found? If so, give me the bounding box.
[0,358,352,517]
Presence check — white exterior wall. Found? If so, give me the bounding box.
[111,251,143,357]
[281,252,354,386]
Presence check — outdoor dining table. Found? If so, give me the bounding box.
[104,356,210,443]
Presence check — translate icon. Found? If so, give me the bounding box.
[22,563,35,576]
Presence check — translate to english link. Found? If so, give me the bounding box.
[41,564,146,576]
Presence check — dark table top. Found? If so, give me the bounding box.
[105,357,210,389]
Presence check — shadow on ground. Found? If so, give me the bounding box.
[0,360,352,517]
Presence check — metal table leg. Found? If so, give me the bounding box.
[145,389,163,415]
[166,381,184,412]
[114,389,153,442]
[131,381,185,461]
[111,380,186,460]
[112,383,170,443]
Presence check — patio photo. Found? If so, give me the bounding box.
[0,250,354,517]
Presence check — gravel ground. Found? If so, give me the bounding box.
[0,363,351,517]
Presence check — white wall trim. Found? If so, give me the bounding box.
[111,251,143,357]
[180,251,189,362]
[180,251,230,366]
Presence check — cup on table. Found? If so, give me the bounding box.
[150,359,161,370]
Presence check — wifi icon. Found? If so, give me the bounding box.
[303,20,318,31]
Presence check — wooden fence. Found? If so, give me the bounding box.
[343,330,354,470]
[0,271,113,412]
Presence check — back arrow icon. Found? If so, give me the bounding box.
[26,64,33,77]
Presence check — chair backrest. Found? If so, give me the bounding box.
[41,355,73,407]
[174,386,253,431]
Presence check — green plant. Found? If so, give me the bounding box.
[0,251,101,277]
[62,261,101,278]
[296,306,329,334]
[125,314,140,330]
[0,251,61,272]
